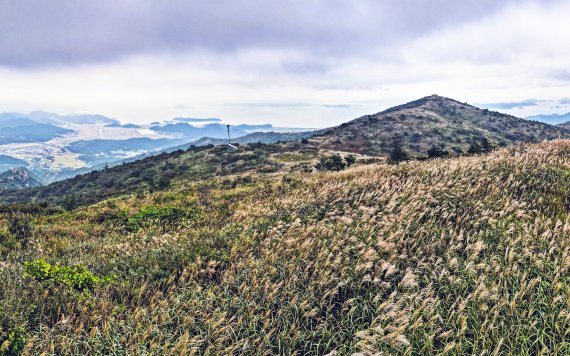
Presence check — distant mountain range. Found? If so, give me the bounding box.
[105,122,141,128]
[527,112,570,125]
[311,95,570,156]
[0,116,73,144]
[0,111,119,125]
[149,123,274,140]
[173,117,223,123]
[0,154,28,173]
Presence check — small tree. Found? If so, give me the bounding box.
[63,194,77,211]
[467,141,482,155]
[389,142,409,164]
[315,154,347,171]
[7,213,32,247]
[154,176,171,190]
[344,154,356,167]
[427,145,449,158]
[480,137,494,153]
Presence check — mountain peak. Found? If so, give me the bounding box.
[312,95,569,156]
[0,167,42,190]
[382,95,474,115]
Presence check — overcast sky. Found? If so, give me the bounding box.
[0,0,569,127]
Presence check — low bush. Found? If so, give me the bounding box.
[126,205,203,231]
[23,259,112,293]
[0,325,27,356]
[315,154,356,171]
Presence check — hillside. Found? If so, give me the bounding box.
[0,141,327,207]
[0,155,28,173]
[190,130,319,146]
[312,95,570,156]
[558,121,570,130]
[0,141,569,354]
[0,155,27,166]
[150,123,249,139]
[0,167,42,190]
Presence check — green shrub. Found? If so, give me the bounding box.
[6,214,32,247]
[23,259,112,293]
[0,232,19,254]
[388,141,410,163]
[427,145,449,158]
[126,205,203,231]
[0,325,27,356]
[315,154,357,171]
[344,154,356,167]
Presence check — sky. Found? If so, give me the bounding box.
[0,0,570,127]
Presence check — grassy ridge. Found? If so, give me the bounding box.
[1,141,570,354]
[312,95,570,157]
[0,142,321,208]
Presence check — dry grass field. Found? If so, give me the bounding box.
[2,140,570,354]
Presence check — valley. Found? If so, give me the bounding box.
[0,121,169,172]
[0,113,312,185]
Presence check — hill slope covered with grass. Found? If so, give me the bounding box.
[0,141,326,207]
[312,95,570,156]
[1,140,570,354]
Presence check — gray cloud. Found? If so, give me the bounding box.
[550,70,570,81]
[230,102,312,108]
[322,104,352,108]
[0,0,533,68]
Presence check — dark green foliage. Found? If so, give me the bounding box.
[153,176,171,190]
[0,231,18,254]
[0,203,61,215]
[315,154,346,171]
[426,145,449,158]
[388,142,410,163]
[62,194,76,211]
[315,154,357,171]
[6,213,31,247]
[480,137,494,152]
[468,141,483,154]
[468,138,494,155]
[344,154,356,167]
[0,325,27,356]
